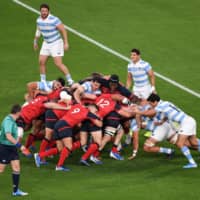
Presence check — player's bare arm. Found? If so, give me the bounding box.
[126,72,132,89]
[57,23,69,51]
[33,27,41,51]
[44,102,71,110]
[148,69,156,93]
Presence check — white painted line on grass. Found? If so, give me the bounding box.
[13,0,200,98]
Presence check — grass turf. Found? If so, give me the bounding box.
[0,0,200,199]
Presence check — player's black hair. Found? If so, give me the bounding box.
[131,48,141,55]
[40,3,50,10]
[10,104,21,114]
[147,93,160,102]
[109,74,119,83]
[57,77,65,86]
[92,76,101,83]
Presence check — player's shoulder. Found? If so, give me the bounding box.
[36,16,42,23]
[127,62,133,68]
[3,115,14,125]
[49,14,61,22]
[156,100,169,109]
[49,14,57,19]
[139,59,150,66]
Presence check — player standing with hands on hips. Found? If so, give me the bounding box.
[33,3,74,86]
[0,104,28,196]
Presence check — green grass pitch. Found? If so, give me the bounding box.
[0,0,200,199]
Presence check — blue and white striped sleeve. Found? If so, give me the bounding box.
[54,17,62,26]
[144,62,152,72]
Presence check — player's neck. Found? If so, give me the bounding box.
[133,59,140,64]
[41,14,49,20]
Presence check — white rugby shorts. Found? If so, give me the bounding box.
[178,116,196,136]
[151,121,175,142]
[40,39,64,57]
[133,84,151,99]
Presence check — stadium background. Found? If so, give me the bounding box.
[0,0,200,199]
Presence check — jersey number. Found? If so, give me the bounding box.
[71,108,80,114]
[96,98,110,108]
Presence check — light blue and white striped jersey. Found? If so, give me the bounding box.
[81,81,101,95]
[37,14,62,43]
[155,100,186,123]
[127,59,152,87]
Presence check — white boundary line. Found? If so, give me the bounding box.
[13,0,200,98]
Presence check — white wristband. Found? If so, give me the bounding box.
[33,39,38,45]
[151,86,156,92]
[35,29,41,37]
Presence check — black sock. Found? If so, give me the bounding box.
[12,171,20,193]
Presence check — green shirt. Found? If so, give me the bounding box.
[0,115,18,146]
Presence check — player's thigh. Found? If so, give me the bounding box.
[39,54,49,65]
[176,134,188,147]
[56,140,64,152]
[188,135,198,146]
[91,130,102,145]
[10,160,20,172]
[45,128,54,140]
[144,137,158,147]
[62,137,73,150]
[40,41,51,58]
[80,131,88,146]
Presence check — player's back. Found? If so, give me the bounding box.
[95,94,116,118]
[155,101,186,123]
[21,96,48,124]
[53,102,69,119]
[61,104,89,127]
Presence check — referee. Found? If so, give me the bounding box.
[0,104,28,196]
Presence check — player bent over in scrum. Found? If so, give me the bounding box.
[134,93,200,169]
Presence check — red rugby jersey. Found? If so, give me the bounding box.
[61,104,89,127]
[95,94,117,118]
[21,96,48,124]
[53,102,69,119]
